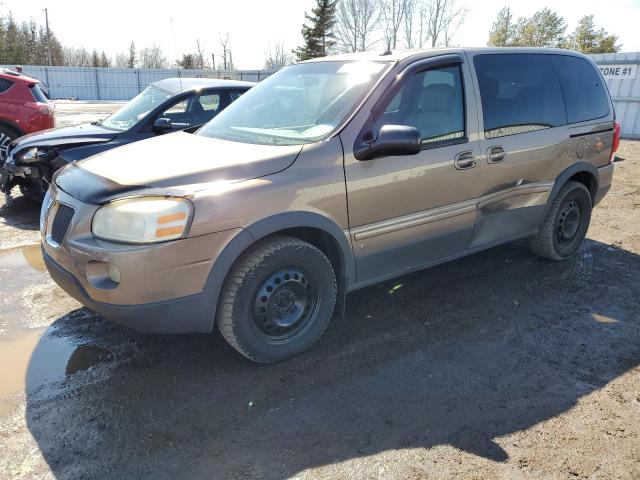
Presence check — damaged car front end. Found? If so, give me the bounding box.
[1,126,116,205]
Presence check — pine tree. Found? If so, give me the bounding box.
[91,49,100,67]
[294,0,337,61]
[487,7,514,47]
[127,41,136,68]
[564,15,620,54]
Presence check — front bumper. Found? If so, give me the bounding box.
[41,186,242,333]
[43,250,215,333]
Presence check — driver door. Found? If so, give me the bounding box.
[343,57,482,283]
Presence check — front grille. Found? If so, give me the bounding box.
[50,204,74,245]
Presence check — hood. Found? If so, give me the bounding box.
[55,131,302,204]
[14,123,117,150]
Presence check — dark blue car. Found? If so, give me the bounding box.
[1,78,253,204]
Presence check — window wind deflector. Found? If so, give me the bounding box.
[372,53,464,121]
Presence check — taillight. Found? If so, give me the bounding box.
[37,103,53,116]
[610,121,621,164]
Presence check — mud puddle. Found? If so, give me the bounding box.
[0,244,107,416]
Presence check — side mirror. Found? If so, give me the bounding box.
[354,124,421,161]
[153,117,173,133]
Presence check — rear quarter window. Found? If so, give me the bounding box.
[551,55,610,124]
[474,54,566,139]
[0,78,14,94]
[29,83,49,103]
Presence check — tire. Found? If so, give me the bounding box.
[0,125,18,163]
[530,181,592,260]
[19,184,46,203]
[217,235,337,363]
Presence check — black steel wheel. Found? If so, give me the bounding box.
[217,236,337,363]
[251,267,319,343]
[530,181,592,260]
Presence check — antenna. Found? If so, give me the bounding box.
[170,17,183,92]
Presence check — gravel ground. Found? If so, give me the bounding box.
[0,104,638,480]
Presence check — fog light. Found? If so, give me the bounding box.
[107,263,121,284]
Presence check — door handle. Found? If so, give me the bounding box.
[487,146,506,163]
[454,151,476,170]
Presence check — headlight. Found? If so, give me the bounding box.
[92,197,193,244]
[19,147,39,163]
[17,146,56,163]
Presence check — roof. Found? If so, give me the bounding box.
[151,77,255,94]
[0,68,40,84]
[302,47,589,64]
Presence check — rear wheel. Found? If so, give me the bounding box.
[217,236,337,363]
[530,181,592,260]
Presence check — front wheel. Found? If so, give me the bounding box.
[217,236,337,363]
[530,181,592,260]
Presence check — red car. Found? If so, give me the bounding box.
[0,69,54,161]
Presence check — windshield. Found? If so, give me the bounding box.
[101,85,173,131]
[197,61,389,145]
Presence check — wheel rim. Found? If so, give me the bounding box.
[0,132,13,163]
[252,267,318,343]
[555,197,582,246]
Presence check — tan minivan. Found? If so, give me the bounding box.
[42,48,619,363]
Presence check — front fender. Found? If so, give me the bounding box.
[201,211,355,332]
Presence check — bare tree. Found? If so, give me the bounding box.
[382,0,409,50]
[114,52,129,68]
[264,42,292,70]
[334,0,383,52]
[195,39,205,69]
[219,33,230,70]
[403,0,431,48]
[62,46,91,67]
[138,44,168,69]
[424,0,467,47]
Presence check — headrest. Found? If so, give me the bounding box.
[418,84,455,113]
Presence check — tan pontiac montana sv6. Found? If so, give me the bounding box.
[42,48,619,363]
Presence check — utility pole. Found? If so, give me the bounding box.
[211,53,215,70]
[42,8,53,66]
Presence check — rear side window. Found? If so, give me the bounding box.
[0,78,14,94]
[229,91,246,103]
[29,83,49,103]
[474,54,566,139]
[551,55,610,124]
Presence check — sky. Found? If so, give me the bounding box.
[0,0,639,69]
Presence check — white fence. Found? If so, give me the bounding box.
[1,65,273,101]
[590,52,640,139]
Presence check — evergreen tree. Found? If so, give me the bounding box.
[294,0,337,61]
[176,53,196,69]
[487,7,514,47]
[486,7,566,48]
[127,41,136,68]
[91,49,100,67]
[564,15,620,54]
[100,51,110,67]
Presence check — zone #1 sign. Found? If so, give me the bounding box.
[598,64,637,80]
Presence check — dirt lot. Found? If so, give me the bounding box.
[0,104,638,480]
